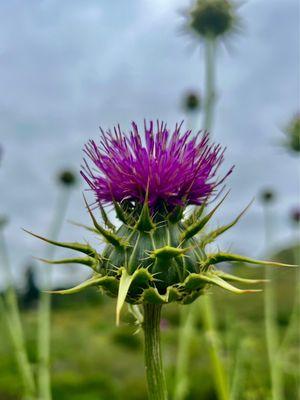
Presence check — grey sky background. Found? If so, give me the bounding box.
[0,0,299,288]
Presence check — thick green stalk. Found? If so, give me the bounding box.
[203,36,217,132]
[143,303,168,400]
[0,230,36,399]
[37,188,72,400]
[263,204,284,400]
[174,306,197,400]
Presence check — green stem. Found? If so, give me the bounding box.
[0,230,36,399]
[263,204,284,400]
[174,306,197,400]
[37,188,72,400]
[201,295,229,400]
[203,36,217,132]
[202,34,229,400]
[143,303,168,400]
[174,34,227,400]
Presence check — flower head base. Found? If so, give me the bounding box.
[187,0,238,39]
[81,121,232,212]
[28,121,294,325]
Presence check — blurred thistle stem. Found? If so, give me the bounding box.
[279,221,300,393]
[201,35,229,400]
[37,186,73,400]
[203,36,217,132]
[0,228,36,399]
[175,34,228,400]
[201,295,229,400]
[143,303,168,400]
[174,305,196,400]
[262,202,284,400]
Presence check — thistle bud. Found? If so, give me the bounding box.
[260,189,276,204]
[283,113,300,153]
[188,0,238,39]
[183,91,201,112]
[290,207,300,225]
[57,170,77,187]
[28,121,293,324]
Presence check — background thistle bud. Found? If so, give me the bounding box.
[28,121,292,325]
[283,113,300,153]
[0,215,9,229]
[188,0,237,39]
[57,169,77,187]
[183,91,201,112]
[260,189,276,204]
[290,207,300,225]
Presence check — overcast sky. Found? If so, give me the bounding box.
[0,0,299,288]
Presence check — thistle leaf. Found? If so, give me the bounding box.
[83,195,127,248]
[116,268,136,326]
[68,220,99,234]
[98,201,116,231]
[142,286,180,303]
[113,200,131,225]
[23,229,98,257]
[184,272,261,294]
[46,275,105,294]
[37,256,98,271]
[181,191,229,241]
[168,205,185,223]
[216,271,268,284]
[135,185,155,232]
[150,245,189,260]
[201,199,254,246]
[183,201,206,227]
[201,253,296,270]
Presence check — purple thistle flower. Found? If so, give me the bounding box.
[81,121,233,209]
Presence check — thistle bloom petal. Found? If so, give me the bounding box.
[81,121,233,209]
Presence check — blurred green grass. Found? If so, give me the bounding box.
[0,252,299,400]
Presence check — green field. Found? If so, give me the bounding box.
[1,258,299,400]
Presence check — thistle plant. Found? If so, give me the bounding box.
[26,121,292,400]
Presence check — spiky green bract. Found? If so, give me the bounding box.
[28,197,295,323]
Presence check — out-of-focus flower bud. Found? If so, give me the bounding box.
[290,207,300,225]
[260,189,276,204]
[183,91,201,112]
[188,0,238,39]
[283,113,300,153]
[57,170,77,187]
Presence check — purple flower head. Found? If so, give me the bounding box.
[81,121,233,210]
